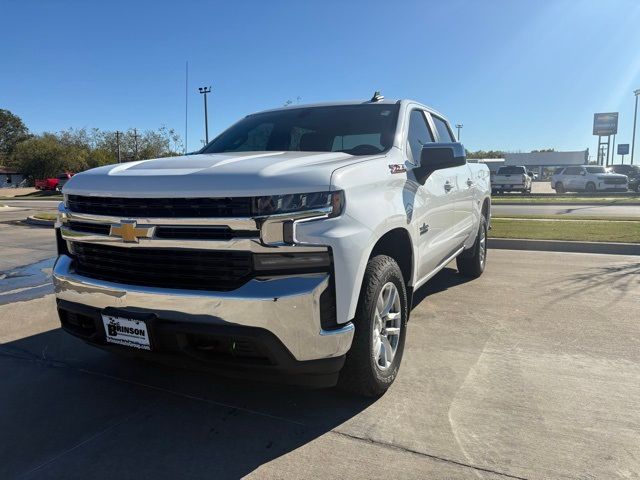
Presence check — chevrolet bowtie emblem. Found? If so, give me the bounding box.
[110,221,154,243]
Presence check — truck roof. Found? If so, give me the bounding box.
[251,99,447,120]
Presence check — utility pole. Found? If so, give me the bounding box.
[199,86,212,144]
[132,128,139,160]
[455,124,463,141]
[115,131,122,163]
[611,134,616,166]
[632,89,640,165]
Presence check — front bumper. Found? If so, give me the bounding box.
[53,255,354,381]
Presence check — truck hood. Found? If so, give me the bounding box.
[63,151,377,197]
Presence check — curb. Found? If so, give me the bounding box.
[488,238,640,255]
[25,216,55,227]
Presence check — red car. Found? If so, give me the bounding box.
[35,173,74,191]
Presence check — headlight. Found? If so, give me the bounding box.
[252,191,344,218]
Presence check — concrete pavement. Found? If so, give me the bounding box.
[1,216,640,479]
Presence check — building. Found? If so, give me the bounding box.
[504,150,588,179]
[0,167,26,188]
[467,158,505,173]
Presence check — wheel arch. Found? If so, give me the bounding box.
[368,227,414,290]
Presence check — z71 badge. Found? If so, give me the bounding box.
[388,164,406,174]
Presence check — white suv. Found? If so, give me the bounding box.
[551,165,628,193]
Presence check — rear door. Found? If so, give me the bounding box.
[429,114,474,245]
[563,167,583,190]
[405,109,456,280]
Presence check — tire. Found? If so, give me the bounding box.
[457,214,488,279]
[585,182,596,193]
[338,255,408,397]
[555,182,565,194]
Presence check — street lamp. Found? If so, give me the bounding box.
[198,86,212,144]
[455,124,463,141]
[632,89,640,165]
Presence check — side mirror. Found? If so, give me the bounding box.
[414,142,466,185]
[581,170,586,176]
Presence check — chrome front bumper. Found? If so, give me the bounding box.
[53,255,354,362]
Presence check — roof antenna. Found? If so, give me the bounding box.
[370,91,384,102]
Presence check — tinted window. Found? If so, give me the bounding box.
[586,166,606,174]
[407,110,434,163]
[432,116,454,142]
[202,104,400,156]
[564,167,582,175]
[497,166,526,175]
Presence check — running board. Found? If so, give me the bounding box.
[413,245,465,291]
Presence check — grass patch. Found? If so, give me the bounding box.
[489,218,640,243]
[492,196,640,204]
[493,214,640,222]
[32,212,57,221]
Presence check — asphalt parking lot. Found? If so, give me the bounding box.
[1,210,639,479]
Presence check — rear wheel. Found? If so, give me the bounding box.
[339,255,408,397]
[555,182,565,194]
[585,182,596,193]
[457,215,488,279]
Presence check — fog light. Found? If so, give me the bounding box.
[253,252,331,272]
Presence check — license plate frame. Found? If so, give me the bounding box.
[102,314,152,350]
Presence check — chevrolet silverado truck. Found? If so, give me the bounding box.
[491,165,532,194]
[53,97,491,396]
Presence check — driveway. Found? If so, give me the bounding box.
[1,217,639,479]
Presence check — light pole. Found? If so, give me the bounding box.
[115,131,122,163]
[631,89,640,165]
[455,123,463,141]
[199,86,212,144]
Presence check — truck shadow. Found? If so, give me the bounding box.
[0,328,375,479]
[411,267,471,310]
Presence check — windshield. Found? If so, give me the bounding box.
[497,166,525,174]
[201,104,400,156]
[586,166,606,174]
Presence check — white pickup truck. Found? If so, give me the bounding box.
[53,97,491,396]
[491,165,532,194]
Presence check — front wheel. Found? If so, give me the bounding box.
[457,215,488,278]
[555,182,565,194]
[585,182,596,193]
[339,255,408,397]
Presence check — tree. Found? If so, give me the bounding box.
[466,149,505,159]
[9,134,88,180]
[0,109,30,159]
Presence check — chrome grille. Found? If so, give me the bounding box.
[71,243,253,291]
[67,195,252,218]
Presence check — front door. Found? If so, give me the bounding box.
[405,109,457,282]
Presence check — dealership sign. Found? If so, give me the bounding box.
[593,112,618,136]
[617,144,629,155]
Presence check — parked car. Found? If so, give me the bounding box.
[35,173,74,191]
[550,165,628,193]
[53,97,491,397]
[607,164,640,192]
[491,165,532,194]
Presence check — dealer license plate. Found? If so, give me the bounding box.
[102,314,151,350]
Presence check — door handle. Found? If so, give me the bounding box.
[444,182,453,192]
[466,179,474,187]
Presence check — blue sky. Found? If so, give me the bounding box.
[2,0,640,160]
